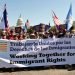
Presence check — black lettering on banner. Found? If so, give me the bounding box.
[10,59,45,65]
[47,58,66,63]
[10,54,37,59]
[56,41,63,45]
[67,52,75,56]
[64,41,71,44]
[39,53,66,58]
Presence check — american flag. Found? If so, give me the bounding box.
[52,11,61,28]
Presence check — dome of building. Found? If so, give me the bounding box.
[16,14,24,26]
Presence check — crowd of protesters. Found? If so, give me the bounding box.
[0,26,75,69]
[0,26,75,40]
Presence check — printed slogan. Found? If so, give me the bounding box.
[0,38,75,68]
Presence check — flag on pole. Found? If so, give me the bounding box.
[65,4,73,31]
[4,4,10,33]
[25,19,30,30]
[3,4,8,28]
[52,11,61,29]
[0,4,9,30]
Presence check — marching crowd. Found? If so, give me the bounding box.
[0,26,75,40]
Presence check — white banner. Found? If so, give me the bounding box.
[0,38,75,68]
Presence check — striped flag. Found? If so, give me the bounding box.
[52,11,61,29]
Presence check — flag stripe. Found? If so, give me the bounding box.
[52,11,61,30]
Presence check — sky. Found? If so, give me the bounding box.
[0,0,74,26]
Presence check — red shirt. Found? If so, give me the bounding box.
[9,35,14,40]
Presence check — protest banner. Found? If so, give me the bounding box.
[0,38,75,68]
